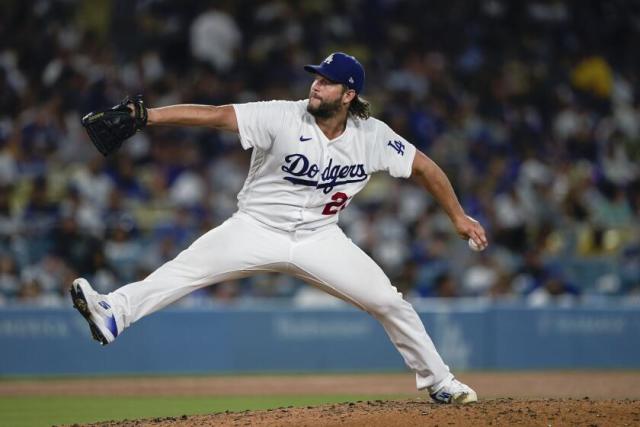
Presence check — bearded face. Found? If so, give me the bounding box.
[306,95,343,119]
[307,75,349,119]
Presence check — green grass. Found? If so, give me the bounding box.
[0,394,406,427]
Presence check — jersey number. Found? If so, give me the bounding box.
[322,192,350,215]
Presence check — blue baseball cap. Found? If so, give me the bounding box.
[304,52,365,94]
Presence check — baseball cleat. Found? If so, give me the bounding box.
[430,378,478,404]
[70,278,119,345]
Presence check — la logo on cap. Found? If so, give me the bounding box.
[324,54,334,64]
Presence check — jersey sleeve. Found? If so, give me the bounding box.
[367,120,417,178]
[232,101,291,151]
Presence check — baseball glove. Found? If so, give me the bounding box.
[81,95,148,156]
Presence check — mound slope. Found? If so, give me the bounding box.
[84,398,640,427]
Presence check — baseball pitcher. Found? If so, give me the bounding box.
[73,52,488,404]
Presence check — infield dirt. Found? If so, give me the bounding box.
[86,398,640,426]
[4,371,638,426]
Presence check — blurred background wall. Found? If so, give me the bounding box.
[0,0,639,373]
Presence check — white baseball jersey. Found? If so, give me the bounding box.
[232,100,417,231]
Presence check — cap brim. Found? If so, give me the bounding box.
[304,65,339,84]
[303,65,320,74]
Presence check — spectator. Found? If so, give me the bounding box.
[0,253,19,299]
[190,7,241,72]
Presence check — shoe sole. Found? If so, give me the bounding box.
[70,283,109,346]
[431,392,478,405]
[452,393,477,404]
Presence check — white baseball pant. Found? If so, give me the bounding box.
[108,211,453,390]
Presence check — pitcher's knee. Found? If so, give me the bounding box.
[365,292,408,318]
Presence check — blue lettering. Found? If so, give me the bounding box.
[282,153,318,178]
[331,165,340,180]
[387,140,405,156]
[282,154,368,193]
[321,158,333,181]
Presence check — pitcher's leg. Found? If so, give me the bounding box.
[291,228,452,390]
[109,213,289,328]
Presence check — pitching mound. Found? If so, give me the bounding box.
[84,398,639,426]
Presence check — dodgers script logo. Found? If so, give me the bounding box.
[281,153,368,194]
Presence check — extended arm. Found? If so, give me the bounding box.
[146,104,238,133]
[411,149,488,249]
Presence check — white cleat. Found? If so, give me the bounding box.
[69,278,119,345]
[430,378,478,404]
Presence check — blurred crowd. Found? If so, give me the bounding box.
[1,0,639,308]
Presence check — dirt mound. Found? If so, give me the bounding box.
[85,398,640,427]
